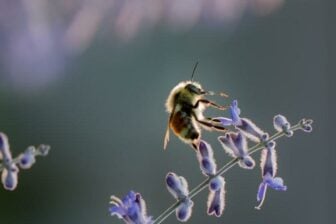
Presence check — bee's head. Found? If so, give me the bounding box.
[185,82,206,95]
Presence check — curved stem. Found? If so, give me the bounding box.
[153,121,305,224]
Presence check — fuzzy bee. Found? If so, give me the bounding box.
[164,63,228,150]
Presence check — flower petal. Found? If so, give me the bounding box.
[266,177,287,191]
[207,186,225,217]
[218,133,238,158]
[260,147,277,177]
[255,182,268,210]
[213,117,234,126]
[229,100,242,125]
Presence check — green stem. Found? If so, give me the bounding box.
[153,121,305,224]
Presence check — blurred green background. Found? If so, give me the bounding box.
[0,0,332,223]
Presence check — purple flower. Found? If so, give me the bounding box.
[109,191,153,224]
[273,115,293,137]
[0,133,19,191]
[165,172,194,222]
[218,132,255,169]
[207,176,226,217]
[214,100,241,126]
[18,146,36,169]
[166,172,190,200]
[196,140,217,176]
[215,100,268,142]
[255,142,287,210]
[17,144,50,169]
[0,133,50,191]
[176,198,194,222]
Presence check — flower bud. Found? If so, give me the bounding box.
[176,198,193,222]
[166,172,189,199]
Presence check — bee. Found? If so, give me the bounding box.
[164,63,229,150]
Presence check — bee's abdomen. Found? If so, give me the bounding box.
[171,111,199,141]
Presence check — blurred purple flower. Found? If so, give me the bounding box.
[0,133,18,190]
[0,0,284,91]
[0,132,50,191]
[18,144,50,169]
[109,191,153,224]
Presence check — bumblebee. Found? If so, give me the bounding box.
[164,63,228,150]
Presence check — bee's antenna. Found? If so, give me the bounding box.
[190,62,199,81]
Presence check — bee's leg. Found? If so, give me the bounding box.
[193,99,228,111]
[206,117,222,124]
[190,137,201,151]
[193,113,227,132]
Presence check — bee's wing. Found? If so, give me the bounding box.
[163,123,170,150]
[164,105,176,150]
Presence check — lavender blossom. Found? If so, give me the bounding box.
[196,140,217,176]
[0,133,19,190]
[218,132,255,169]
[166,172,189,200]
[165,172,194,222]
[195,140,227,217]
[0,132,50,191]
[176,198,194,222]
[18,146,36,169]
[255,141,287,210]
[215,100,268,142]
[273,114,293,137]
[207,176,225,217]
[18,145,50,169]
[109,109,313,223]
[109,191,153,224]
